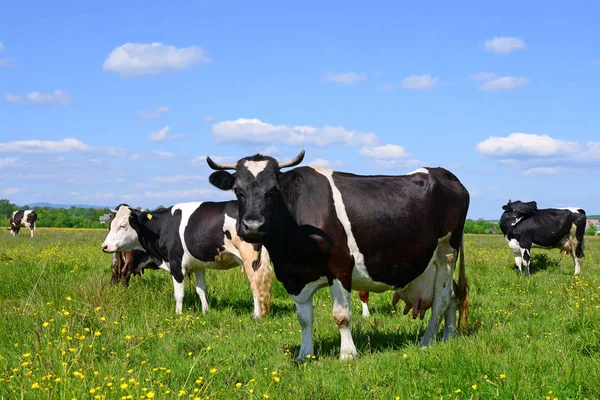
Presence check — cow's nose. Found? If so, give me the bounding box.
[242,218,264,233]
[101,244,109,253]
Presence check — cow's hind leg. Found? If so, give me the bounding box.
[420,242,457,347]
[520,247,531,277]
[194,268,209,314]
[331,279,357,360]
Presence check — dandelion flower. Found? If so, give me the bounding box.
[31,382,40,389]
[273,376,280,383]
[66,296,72,301]
[210,368,217,374]
[235,382,242,388]
[23,353,31,358]
[472,384,477,390]
[500,374,506,379]
[402,354,408,359]
[146,392,155,399]
[455,389,461,393]
[120,383,128,390]
[95,331,101,337]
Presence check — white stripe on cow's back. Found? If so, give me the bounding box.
[172,202,203,271]
[244,160,269,178]
[407,167,429,175]
[311,167,393,292]
[555,207,582,214]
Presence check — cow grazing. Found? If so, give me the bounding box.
[500,200,586,276]
[8,210,37,237]
[101,202,274,318]
[110,250,160,286]
[207,150,470,361]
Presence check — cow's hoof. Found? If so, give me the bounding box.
[340,350,357,361]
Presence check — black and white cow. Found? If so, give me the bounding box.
[8,210,37,237]
[207,150,470,361]
[500,200,586,276]
[101,201,274,318]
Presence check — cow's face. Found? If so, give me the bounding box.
[502,200,537,216]
[101,206,141,252]
[208,150,305,243]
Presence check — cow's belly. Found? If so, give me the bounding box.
[393,262,436,318]
[182,252,241,272]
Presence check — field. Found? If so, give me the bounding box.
[1,229,599,399]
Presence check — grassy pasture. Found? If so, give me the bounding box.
[1,229,599,399]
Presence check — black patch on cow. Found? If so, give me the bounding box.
[224,230,232,240]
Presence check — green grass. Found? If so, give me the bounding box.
[1,229,599,399]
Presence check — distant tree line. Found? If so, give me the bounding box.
[0,199,111,229]
[463,219,501,234]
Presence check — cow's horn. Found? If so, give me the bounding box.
[206,157,237,171]
[278,149,305,169]
[109,208,117,213]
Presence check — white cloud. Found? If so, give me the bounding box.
[476,133,578,157]
[0,138,93,153]
[307,158,342,168]
[523,167,561,176]
[400,74,438,90]
[479,76,530,91]
[152,175,204,183]
[4,94,21,103]
[259,146,278,155]
[189,155,235,166]
[1,188,20,196]
[150,150,175,159]
[203,116,213,122]
[0,157,19,167]
[324,71,366,85]
[213,118,378,147]
[469,72,496,81]
[103,42,210,77]
[483,37,527,54]
[360,144,409,159]
[26,90,71,105]
[148,125,183,142]
[138,106,170,118]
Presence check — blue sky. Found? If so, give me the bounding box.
[1,1,599,219]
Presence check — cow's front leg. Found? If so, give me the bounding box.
[294,298,315,362]
[512,250,523,274]
[194,269,209,314]
[331,279,357,360]
[520,248,531,277]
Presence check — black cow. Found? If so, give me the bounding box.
[110,250,160,286]
[101,201,273,318]
[8,210,37,237]
[500,200,586,276]
[207,150,470,361]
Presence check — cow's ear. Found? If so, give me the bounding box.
[209,171,236,190]
[502,205,510,211]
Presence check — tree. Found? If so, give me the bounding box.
[586,224,597,236]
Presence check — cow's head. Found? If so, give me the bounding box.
[502,200,538,217]
[207,150,305,243]
[101,204,146,253]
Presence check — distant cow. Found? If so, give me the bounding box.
[101,202,274,318]
[500,200,586,276]
[8,210,37,237]
[110,250,160,286]
[207,150,470,361]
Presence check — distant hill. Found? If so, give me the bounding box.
[29,202,108,210]
[588,214,600,220]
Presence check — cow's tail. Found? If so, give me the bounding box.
[255,246,274,317]
[455,234,469,332]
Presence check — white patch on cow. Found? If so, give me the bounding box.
[172,202,204,273]
[511,217,523,226]
[555,207,581,214]
[244,160,268,178]
[194,269,209,313]
[221,214,244,264]
[312,167,393,293]
[102,207,143,252]
[253,295,261,319]
[407,167,429,175]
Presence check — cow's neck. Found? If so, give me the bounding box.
[500,212,525,235]
[132,212,166,260]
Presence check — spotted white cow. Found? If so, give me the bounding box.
[8,210,37,237]
[101,202,274,318]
